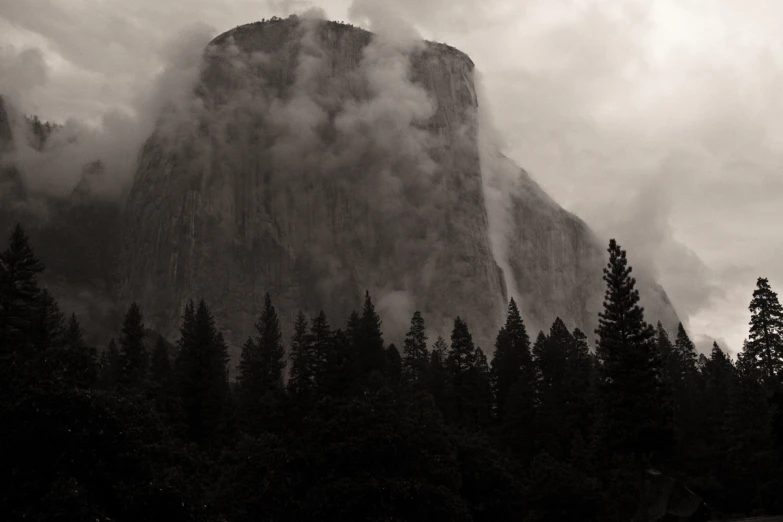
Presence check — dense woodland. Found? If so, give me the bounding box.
[1,223,782,521]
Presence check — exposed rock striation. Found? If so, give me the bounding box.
[1,17,680,357]
[119,16,680,353]
[120,16,508,351]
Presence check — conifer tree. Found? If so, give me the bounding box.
[98,338,121,389]
[176,299,230,447]
[62,313,97,387]
[357,291,385,378]
[309,310,333,389]
[445,317,478,427]
[149,334,173,389]
[723,349,777,511]
[490,298,535,422]
[385,343,402,385]
[0,224,44,359]
[287,311,314,397]
[30,289,65,353]
[237,294,286,434]
[594,239,674,460]
[534,318,574,457]
[672,323,703,453]
[747,277,783,380]
[118,303,147,389]
[472,346,493,428]
[427,335,448,412]
[675,323,698,372]
[402,311,429,383]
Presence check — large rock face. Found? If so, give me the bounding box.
[492,152,680,336]
[120,17,507,351]
[119,16,679,353]
[1,17,680,356]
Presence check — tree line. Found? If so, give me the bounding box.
[1,224,782,521]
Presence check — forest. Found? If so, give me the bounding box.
[1,222,782,521]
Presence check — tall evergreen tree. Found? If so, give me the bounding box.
[149,334,173,389]
[594,239,674,460]
[356,291,385,379]
[61,313,97,387]
[747,277,783,381]
[427,335,449,412]
[534,318,574,458]
[98,338,121,389]
[472,347,493,428]
[0,224,44,359]
[445,317,481,428]
[402,311,429,383]
[309,310,333,390]
[118,303,147,389]
[30,289,65,353]
[287,311,315,397]
[176,299,230,447]
[385,343,402,385]
[237,294,286,434]
[490,298,534,423]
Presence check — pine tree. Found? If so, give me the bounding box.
[747,277,783,381]
[445,317,478,427]
[490,298,534,422]
[98,338,121,389]
[723,349,777,511]
[237,293,286,434]
[309,310,333,390]
[594,239,674,460]
[0,224,44,359]
[385,343,402,385]
[288,311,315,397]
[62,313,97,387]
[402,311,429,383]
[672,323,703,455]
[175,299,230,447]
[674,323,698,373]
[118,303,147,389]
[149,334,173,389]
[427,335,448,412]
[472,347,492,428]
[534,318,574,457]
[356,291,385,379]
[30,289,65,353]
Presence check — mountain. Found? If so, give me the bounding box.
[0,16,679,356]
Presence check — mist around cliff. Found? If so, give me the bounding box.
[0,23,216,202]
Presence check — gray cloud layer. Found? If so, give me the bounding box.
[2,0,781,353]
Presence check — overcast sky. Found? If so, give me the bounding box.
[2,0,782,355]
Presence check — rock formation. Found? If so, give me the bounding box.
[120,15,679,352]
[1,16,680,357]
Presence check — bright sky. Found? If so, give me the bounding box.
[2,0,782,355]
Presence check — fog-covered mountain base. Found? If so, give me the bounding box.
[0,15,679,353]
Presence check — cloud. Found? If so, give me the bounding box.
[0,45,49,110]
[3,22,215,201]
[3,0,782,352]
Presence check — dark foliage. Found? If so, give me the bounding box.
[2,226,782,521]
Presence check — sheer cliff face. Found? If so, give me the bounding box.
[120,16,679,351]
[120,17,507,348]
[486,152,680,336]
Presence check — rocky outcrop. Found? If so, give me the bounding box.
[495,152,680,336]
[1,16,680,357]
[119,16,680,354]
[120,16,508,351]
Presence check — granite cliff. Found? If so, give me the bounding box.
[120,15,679,351]
[0,16,679,356]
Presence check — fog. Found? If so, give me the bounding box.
[2,0,782,353]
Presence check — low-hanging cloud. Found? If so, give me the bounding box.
[4,0,783,353]
[2,22,215,201]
